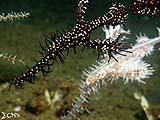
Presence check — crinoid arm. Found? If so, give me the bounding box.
[77,0,90,24]
[9,54,52,89]
[89,2,128,30]
[83,36,131,61]
[129,0,160,16]
[8,0,133,89]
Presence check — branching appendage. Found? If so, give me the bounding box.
[61,26,160,120]
[89,3,128,29]
[0,12,30,22]
[9,0,160,89]
[9,0,131,89]
[77,0,90,24]
[129,0,160,16]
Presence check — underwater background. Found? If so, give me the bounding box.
[0,0,160,120]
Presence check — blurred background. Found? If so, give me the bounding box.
[0,0,160,120]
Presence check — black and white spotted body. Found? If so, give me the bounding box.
[10,0,159,89]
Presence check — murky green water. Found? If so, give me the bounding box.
[0,0,160,120]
